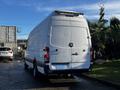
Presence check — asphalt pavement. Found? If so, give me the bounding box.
[0,60,118,90]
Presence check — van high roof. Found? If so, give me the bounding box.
[53,10,84,16]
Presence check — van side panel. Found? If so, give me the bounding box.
[25,17,51,70]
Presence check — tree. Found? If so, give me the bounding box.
[110,17,120,30]
[88,4,111,60]
[109,17,120,59]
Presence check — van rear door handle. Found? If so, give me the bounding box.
[72,52,78,55]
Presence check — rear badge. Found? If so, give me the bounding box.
[69,42,73,47]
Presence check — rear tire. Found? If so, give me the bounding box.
[24,62,28,70]
[9,58,13,61]
[33,64,38,78]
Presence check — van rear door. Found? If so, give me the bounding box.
[50,21,90,70]
[70,27,90,66]
[50,26,90,59]
[50,26,71,63]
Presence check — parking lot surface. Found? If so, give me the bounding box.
[0,60,118,90]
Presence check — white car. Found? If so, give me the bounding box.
[0,47,13,61]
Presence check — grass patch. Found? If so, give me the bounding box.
[89,59,120,84]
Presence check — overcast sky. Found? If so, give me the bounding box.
[0,0,120,39]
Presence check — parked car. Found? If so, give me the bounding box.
[0,47,13,61]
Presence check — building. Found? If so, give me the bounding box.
[0,26,17,50]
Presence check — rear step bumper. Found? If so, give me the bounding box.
[44,65,90,74]
[50,69,90,74]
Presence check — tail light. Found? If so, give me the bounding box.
[43,47,49,63]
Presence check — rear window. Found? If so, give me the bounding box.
[50,26,88,47]
[0,47,11,51]
[51,26,71,47]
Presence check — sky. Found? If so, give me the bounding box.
[0,0,120,39]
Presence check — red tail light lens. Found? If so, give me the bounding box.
[43,47,49,63]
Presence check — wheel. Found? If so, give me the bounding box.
[9,59,13,61]
[9,57,13,61]
[24,61,28,70]
[33,64,38,78]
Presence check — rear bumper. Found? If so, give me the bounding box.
[44,65,90,74]
[50,69,89,74]
[0,56,13,59]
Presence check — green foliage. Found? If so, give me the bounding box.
[89,60,120,83]
[109,17,120,59]
[88,5,120,60]
[110,17,120,30]
[89,20,107,59]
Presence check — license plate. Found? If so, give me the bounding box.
[55,64,68,69]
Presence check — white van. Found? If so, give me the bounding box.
[24,10,92,77]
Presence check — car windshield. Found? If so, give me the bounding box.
[0,48,11,51]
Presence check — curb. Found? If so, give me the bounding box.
[81,74,120,89]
